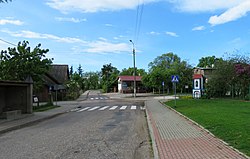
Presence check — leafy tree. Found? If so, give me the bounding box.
[0,0,11,3]
[69,66,73,77]
[66,73,81,100]
[206,54,250,99]
[77,64,83,77]
[83,72,101,90]
[197,56,223,68]
[206,59,235,98]
[101,63,119,93]
[143,52,192,93]
[0,41,53,90]
[120,67,147,76]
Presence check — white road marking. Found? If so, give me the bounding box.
[140,106,145,110]
[70,108,81,112]
[100,97,104,100]
[120,106,127,110]
[88,106,100,111]
[131,105,137,110]
[109,106,118,110]
[77,107,90,112]
[99,106,109,110]
[95,97,99,100]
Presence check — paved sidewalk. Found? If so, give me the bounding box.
[145,100,249,159]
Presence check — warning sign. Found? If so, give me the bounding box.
[171,75,179,83]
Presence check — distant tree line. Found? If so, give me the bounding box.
[1,40,249,100]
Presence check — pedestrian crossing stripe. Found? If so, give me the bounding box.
[90,97,109,100]
[88,106,100,111]
[109,106,118,110]
[99,106,109,110]
[76,107,90,112]
[72,105,144,112]
[120,106,127,110]
[131,105,136,110]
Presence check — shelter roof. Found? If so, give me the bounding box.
[118,76,142,81]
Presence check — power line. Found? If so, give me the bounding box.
[133,0,144,45]
[0,38,17,46]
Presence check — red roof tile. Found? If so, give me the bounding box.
[193,74,203,79]
[118,76,142,81]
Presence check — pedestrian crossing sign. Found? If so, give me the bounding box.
[171,75,179,83]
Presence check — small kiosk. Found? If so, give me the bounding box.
[192,74,204,98]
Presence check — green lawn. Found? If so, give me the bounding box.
[165,99,250,156]
[33,104,60,112]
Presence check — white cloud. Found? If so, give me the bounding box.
[166,31,179,37]
[168,0,245,12]
[208,0,250,26]
[192,26,205,31]
[98,37,107,41]
[1,29,86,44]
[105,24,113,27]
[0,19,24,25]
[46,0,156,13]
[166,0,250,26]
[148,31,160,35]
[84,40,130,54]
[55,17,87,23]
[2,29,131,55]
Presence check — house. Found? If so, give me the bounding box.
[117,76,145,93]
[35,64,69,102]
[193,67,215,82]
[192,67,215,98]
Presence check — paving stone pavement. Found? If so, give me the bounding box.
[145,100,249,159]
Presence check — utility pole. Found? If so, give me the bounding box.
[130,40,136,98]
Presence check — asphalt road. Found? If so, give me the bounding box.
[0,90,152,159]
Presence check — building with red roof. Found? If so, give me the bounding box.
[117,76,145,93]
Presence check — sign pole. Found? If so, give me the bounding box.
[171,75,179,107]
[174,82,176,107]
[163,83,165,100]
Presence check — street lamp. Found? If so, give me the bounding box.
[129,40,136,98]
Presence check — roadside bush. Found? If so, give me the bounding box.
[245,94,250,101]
[179,95,193,100]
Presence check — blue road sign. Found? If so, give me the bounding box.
[171,75,179,83]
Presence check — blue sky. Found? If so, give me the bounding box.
[1,0,250,72]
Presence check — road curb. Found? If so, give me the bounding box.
[145,101,159,159]
[0,112,67,135]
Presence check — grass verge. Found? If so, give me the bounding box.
[165,99,250,156]
[33,104,60,112]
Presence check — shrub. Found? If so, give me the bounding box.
[245,94,250,101]
[179,95,193,99]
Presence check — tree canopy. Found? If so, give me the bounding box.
[143,52,193,93]
[0,41,53,90]
[119,67,147,76]
[101,63,119,93]
[205,54,250,99]
[0,0,11,3]
[197,55,223,68]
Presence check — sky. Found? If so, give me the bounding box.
[0,0,250,72]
